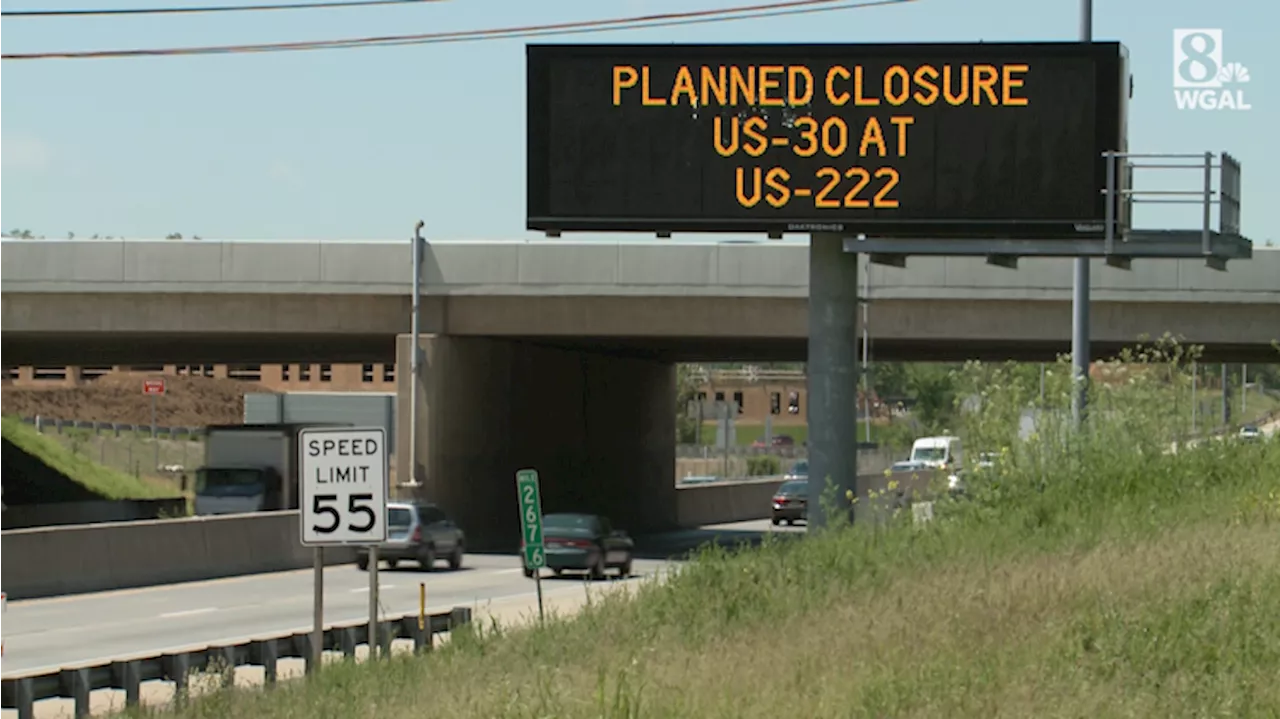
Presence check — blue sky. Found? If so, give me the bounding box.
[1,0,1273,242]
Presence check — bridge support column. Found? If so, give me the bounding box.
[807,233,860,530]
[396,334,678,550]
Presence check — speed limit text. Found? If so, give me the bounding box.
[306,436,381,484]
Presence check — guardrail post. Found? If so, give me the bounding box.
[112,660,142,707]
[339,627,358,659]
[377,618,395,658]
[405,616,430,654]
[163,653,191,706]
[252,639,279,686]
[449,606,472,632]
[302,631,322,675]
[59,668,90,718]
[216,647,237,688]
[14,678,35,719]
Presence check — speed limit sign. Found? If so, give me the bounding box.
[299,427,388,546]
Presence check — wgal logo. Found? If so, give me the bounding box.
[1173,29,1252,110]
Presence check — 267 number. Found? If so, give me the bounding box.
[311,493,377,534]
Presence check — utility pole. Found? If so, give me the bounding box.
[1221,363,1231,427]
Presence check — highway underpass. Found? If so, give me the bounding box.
[3,238,1277,547]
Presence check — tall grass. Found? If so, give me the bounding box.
[1,416,180,500]
[162,342,1280,719]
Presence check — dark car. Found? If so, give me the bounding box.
[525,513,634,580]
[355,501,465,572]
[771,479,808,525]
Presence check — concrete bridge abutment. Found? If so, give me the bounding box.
[395,334,678,551]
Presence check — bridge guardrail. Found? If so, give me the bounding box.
[0,607,472,719]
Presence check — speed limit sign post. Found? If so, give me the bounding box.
[299,426,389,665]
[515,468,546,623]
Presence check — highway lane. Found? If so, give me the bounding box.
[2,520,802,676]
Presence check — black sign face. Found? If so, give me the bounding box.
[527,42,1128,238]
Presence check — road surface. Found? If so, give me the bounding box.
[1,519,801,676]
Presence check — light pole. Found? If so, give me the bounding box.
[1071,0,1094,430]
[861,256,872,443]
[405,220,425,489]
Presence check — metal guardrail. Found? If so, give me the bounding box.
[0,607,472,719]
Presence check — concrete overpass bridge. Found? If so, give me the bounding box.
[4,238,1277,548]
[2,239,1277,366]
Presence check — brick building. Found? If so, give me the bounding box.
[2,363,398,392]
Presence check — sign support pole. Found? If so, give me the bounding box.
[368,546,380,660]
[535,568,545,625]
[311,547,323,674]
[807,233,860,529]
[720,404,729,480]
[1071,0,1094,431]
[150,393,159,472]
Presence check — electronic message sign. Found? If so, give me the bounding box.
[527,42,1129,238]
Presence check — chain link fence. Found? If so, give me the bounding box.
[16,416,204,485]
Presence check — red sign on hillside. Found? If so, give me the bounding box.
[142,379,166,396]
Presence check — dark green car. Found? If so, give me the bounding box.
[524,513,635,580]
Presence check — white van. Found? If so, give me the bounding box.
[908,436,963,470]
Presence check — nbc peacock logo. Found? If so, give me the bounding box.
[1172,28,1252,111]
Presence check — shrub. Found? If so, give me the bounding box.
[745,455,781,476]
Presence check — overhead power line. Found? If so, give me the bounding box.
[2,0,444,18]
[1,0,916,61]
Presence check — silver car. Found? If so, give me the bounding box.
[355,501,466,572]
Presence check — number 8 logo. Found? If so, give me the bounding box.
[1178,32,1219,85]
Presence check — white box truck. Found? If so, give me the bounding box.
[193,423,350,515]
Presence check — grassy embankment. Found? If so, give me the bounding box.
[162,348,1280,718]
[1,416,180,500]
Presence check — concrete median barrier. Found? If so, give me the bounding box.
[675,470,944,527]
[0,499,190,530]
[676,477,788,526]
[0,511,357,600]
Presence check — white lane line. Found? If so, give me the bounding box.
[349,585,397,593]
[159,607,218,619]
[493,568,526,575]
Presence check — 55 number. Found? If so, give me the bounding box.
[311,493,377,534]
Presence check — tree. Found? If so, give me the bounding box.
[675,364,703,444]
[904,363,959,433]
[166,232,183,240]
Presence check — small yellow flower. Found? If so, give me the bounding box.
[883,468,893,477]
[888,480,900,491]
[845,489,854,501]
